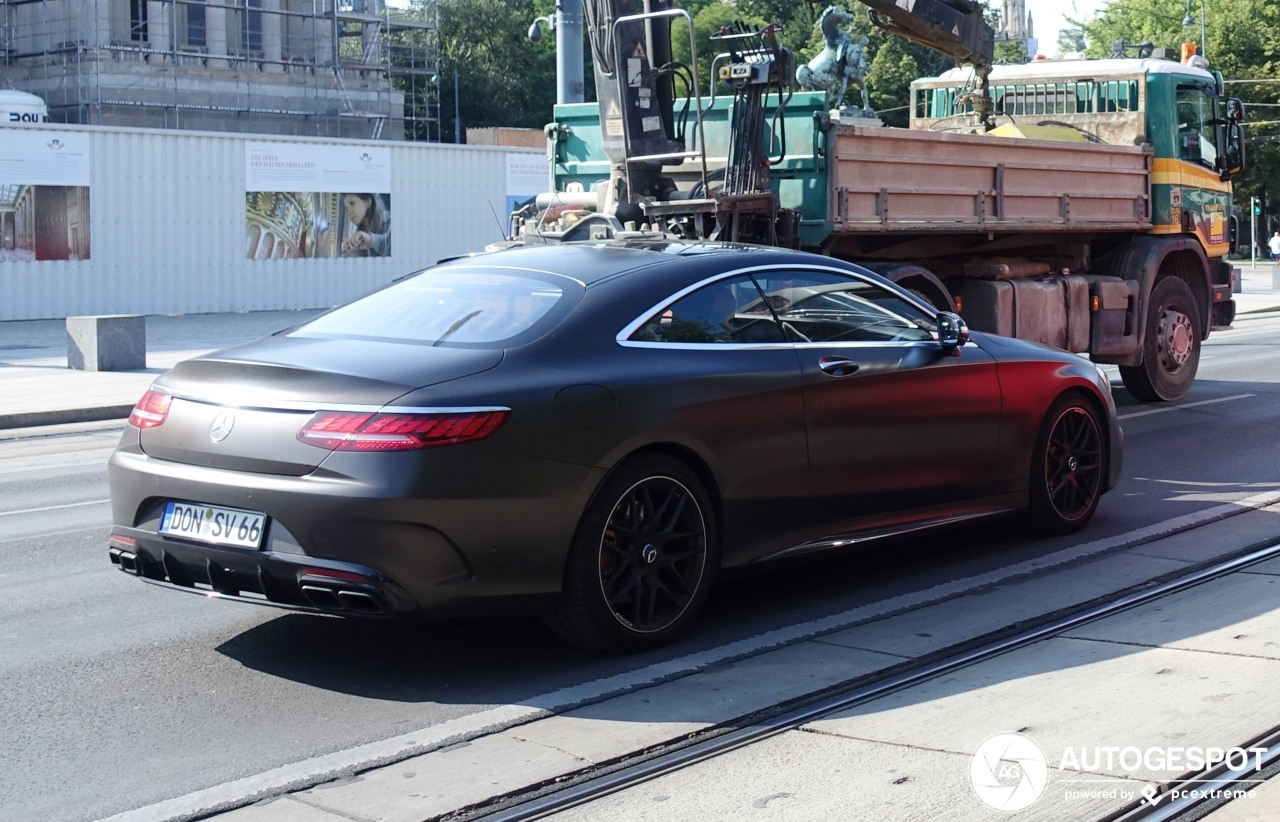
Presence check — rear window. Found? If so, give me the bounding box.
[291,267,574,346]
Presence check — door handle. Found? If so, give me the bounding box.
[818,356,860,377]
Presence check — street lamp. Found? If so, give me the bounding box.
[1182,0,1206,59]
[528,15,554,44]
[452,65,460,144]
[527,1,584,105]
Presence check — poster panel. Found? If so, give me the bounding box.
[0,132,91,261]
[245,144,392,259]
[506,153,549,222]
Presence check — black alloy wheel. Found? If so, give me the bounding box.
[549,455,715,652]
[1027,395,1105,535]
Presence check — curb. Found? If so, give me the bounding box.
[0,405,133,430]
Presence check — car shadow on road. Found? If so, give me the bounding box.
[212,520,1060,705]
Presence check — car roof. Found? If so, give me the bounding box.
[447,239,802,286]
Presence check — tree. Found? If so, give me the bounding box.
[734,0,821,41]
[994,38,1029,65]
[669,3,770,96]
[432,0,559,140]
[866,37,921,127]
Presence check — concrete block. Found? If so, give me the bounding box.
[66,314,146,371]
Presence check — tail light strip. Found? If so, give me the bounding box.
[297,409,511,451]
[128,387,509,451]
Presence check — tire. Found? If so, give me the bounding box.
[865,263,956,312]
[1118,276,1200,402]
[547,455,716,652]
[1026,395,1106,536]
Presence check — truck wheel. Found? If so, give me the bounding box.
[547,456,716,652]
[866,264,956,312]
[1118,276,1200,402]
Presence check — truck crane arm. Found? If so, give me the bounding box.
[857,0,993,72]
[855,0,996,127]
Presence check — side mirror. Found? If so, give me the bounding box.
[1227,97,1245,123]
[1219,121,1246,180]
[937,311,970,353]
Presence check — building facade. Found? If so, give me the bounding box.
[0,0,441,140]
[1001,0,1028,40]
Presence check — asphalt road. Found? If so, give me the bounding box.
[2,310,1279,822]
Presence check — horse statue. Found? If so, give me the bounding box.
[796,5,871,112]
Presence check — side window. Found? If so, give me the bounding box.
[1176,87,1219,168]
[630,275,785,344]
[751,270,937,343]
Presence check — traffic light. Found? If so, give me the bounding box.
[1255,200,1262,215]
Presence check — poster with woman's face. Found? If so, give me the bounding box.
[338,192,391,258]
[244,144,390,260]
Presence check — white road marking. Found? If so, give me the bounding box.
[0,499,110,517]
[1118,393,1254,420]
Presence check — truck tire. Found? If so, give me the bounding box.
[864,263,956,312]
[1118,276,1200,402]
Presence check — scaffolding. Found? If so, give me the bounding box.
[0,0,441,140]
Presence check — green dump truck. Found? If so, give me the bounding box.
[509,2,1246,401]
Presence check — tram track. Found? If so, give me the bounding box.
[457,539,1280,822]
[1105,727,1280,821]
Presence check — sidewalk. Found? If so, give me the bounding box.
[535,550,1280,822]
[0,309,321,431]
[1,263,1278,433]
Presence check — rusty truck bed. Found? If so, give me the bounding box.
[830,125,1152,233]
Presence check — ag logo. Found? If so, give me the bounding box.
[970,732,1049,811]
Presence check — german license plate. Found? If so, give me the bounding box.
[160,501,266,549]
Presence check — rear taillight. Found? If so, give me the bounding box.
[296,409,510,451]
[128,389,172,429]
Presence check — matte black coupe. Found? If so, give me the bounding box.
[108,241,1123,651]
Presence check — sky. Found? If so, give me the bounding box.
[1024,0,1108,55]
